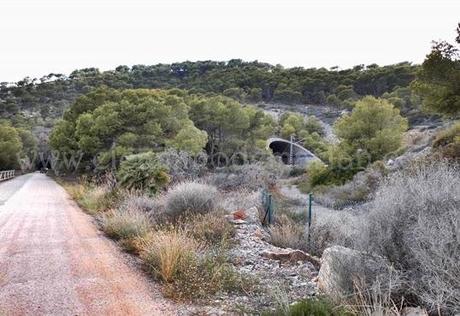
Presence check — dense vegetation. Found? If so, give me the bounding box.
[412,24,460,115]
[0,60,419,123]
[49,88,208,170]
[49,88,278,173]
[0,120,37,170]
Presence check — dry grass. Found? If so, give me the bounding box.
[61,181,86,201]
[347,276,403,316]
[60,180,117,214]
[268,215,306,250]
[138,229,201,283]
[432,121,460,161]
[99,208,151,241]
[137,228,255,300]
[185,211,235,246]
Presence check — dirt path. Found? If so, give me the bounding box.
[0,173,177,316]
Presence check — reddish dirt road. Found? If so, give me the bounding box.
[0,173,177,316]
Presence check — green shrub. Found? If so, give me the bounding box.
[306,160,331,188]
[314,161,387,209]
[117,152,170,194]
[334,96,408,162]
[165,181,218,219]
[263,297,352,316]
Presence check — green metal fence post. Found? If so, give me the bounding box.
[268,194,273,225]
[307,193,313,244]
[308,193,313,228]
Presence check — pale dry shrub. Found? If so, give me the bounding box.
[323,246,403,308]
[268,214,306,250]
[157,149,207,183]
[207,159,289,192]
[165,181,218,219]
[314,162,386,209]
[268,283,290,315]
[138,229,201,283]
[207,164,267,191]
[119,191,157,213]
[100,208,151,241]
[218,189,260,212]
[361,161,460,314]
[348,271,404,316]
[308,209,363,256]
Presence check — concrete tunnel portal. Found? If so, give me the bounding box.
[267,137,320,167]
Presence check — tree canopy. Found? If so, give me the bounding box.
[0,61,420,124]
[412,24,460,116]
[334,96,408,161]
[0,121,23,170]
[50,88,208,171]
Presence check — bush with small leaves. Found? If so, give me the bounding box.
[165,181,218,219]
[262,297,352,316]
[157,149,208,183]
[117,152,170,194]
[118,191,157,214]
[361,161,460,314]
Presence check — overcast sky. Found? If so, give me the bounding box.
[0,0,458,82]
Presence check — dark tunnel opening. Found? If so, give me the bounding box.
[269,141,291,164]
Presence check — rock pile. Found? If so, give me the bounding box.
[215,206,319,312]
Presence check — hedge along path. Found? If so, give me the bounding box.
[0,173,177,315]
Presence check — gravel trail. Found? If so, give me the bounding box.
[0,173,177,316]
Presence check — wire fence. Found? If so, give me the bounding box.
[260,188,313,228]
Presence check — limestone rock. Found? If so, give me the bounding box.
[245,206,259,223]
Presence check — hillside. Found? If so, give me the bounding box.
[1,60,420,122]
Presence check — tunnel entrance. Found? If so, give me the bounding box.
[267,137,319,167]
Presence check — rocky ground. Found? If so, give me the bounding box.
[195,206,319,315]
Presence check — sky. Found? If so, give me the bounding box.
[0,0,459,82]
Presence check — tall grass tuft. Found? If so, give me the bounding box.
[100,208,151,241]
